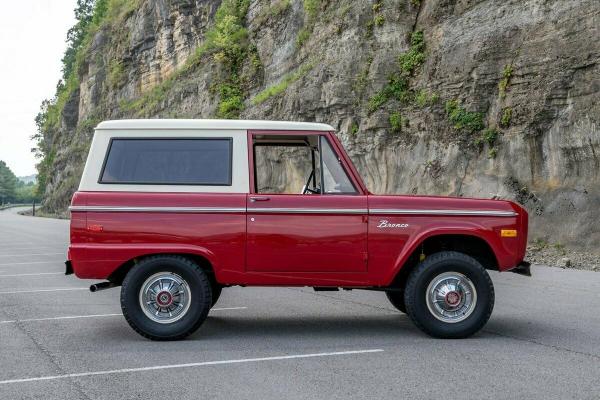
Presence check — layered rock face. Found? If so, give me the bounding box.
[41,0,599,253]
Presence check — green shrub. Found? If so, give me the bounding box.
[445,100,485,133]
[368,75,410,113]
[374,15,385,26]
[480,128,498,145]
[350,123,359,135]
[398,31,425,76]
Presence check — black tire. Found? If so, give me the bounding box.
[211,283,222,307]
[120,255,212,341]
[386,290,406,313]
[404,251,494,339]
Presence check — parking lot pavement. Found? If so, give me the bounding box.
[0,207,599,400]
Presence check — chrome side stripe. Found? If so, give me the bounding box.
[69,206,517,217]
[368,209,517,217]
[69,206,245,213]
[250,208,367,214]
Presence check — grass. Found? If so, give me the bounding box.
[498,64,513,98]
[108,58,126,89]
[255,0,291,25]
[501,107,512,127]
[303,0,320,20]
[374,15,385,26]
[296,0,321,48]
[415,89,439,107]
[296,28,311,48]
[353,56,373,95]
[252,62,314,105]
[367,31,425,113]
[389,112,404,132]
[121,0,251,118]
[350,123,359,135]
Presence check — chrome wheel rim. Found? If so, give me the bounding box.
[139,272,192,324]
[426,272,477,323]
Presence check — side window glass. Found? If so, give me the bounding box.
[253,136,321,194]
[100,138,232,185]
[320,137,357,194]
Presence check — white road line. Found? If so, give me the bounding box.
[0,272,63,277]
[0,261,64,267]
[0,288,88,294]
[0,307,247,324]
[0,349,384,385]
[0,313,122,324]
[0,253,65,257]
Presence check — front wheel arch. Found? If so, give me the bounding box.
[387,234,499,292]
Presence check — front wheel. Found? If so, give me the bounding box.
[386,290,406,313]
[404,251,494,339]
[120,256,212,341]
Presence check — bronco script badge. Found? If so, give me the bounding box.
[377,220,409,228]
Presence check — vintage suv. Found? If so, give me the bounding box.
[66,119,530,340]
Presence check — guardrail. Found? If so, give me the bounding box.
[0,203,32,211]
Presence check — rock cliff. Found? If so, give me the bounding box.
[36,0,600,257]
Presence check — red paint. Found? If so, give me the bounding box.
[69,130,528,287]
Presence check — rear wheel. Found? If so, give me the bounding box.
[120,255,212,341]
[211,283,223,307]
[404,251,494,338]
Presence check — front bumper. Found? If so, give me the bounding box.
[510,261,531,277]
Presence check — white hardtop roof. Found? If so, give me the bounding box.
[96,119,334,132]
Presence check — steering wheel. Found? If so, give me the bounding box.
[301,171,320,194]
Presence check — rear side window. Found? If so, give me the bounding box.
[99,138,232,185]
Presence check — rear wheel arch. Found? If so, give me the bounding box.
[108,252,218,286]
[388,234,499,292]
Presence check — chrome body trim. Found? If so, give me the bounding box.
[70,205,517,217]
[249,208,368,214]
[69,206,245,213]
[368,209,517,217]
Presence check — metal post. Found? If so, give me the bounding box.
[32,201,35,216]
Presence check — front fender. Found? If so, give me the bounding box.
[383,225,501,285]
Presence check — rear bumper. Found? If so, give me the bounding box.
[65,260,74,275]
[509,261,531,277]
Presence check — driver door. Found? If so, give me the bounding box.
[246,132,368,273]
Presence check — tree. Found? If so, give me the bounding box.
[0,161,18,204]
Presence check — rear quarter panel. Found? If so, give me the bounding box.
[69,191,246,281]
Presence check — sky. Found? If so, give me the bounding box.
[0,0,76,177]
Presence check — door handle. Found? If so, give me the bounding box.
[250,196,270,202]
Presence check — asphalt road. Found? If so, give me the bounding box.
[0,207,599,400]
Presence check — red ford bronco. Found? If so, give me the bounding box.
[66,119,530,340]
